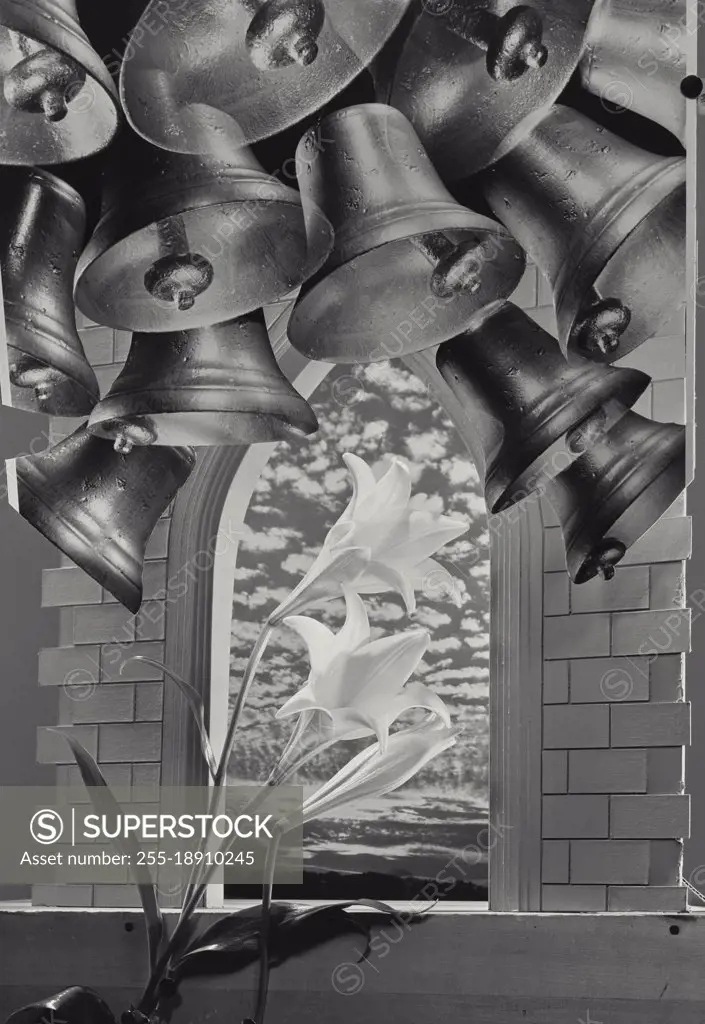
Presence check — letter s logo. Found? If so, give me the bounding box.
[30,809,64,845]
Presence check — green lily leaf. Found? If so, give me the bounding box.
[6,987,116,1024]
[52,730,164,973]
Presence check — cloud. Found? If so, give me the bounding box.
[281,553,314,577]
[413,607,452,629]
[464,635,488,650]
[428,636,463,654]
[442,456,481,487]
[405,429,449,461]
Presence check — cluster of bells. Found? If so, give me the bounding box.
[0,0,689,612]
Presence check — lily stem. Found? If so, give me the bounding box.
[254,831,282,1024]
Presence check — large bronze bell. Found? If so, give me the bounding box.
[0,0,119,164]
[73,129,333,333]
[0,168,99,416]
[580,0,686,145]
[7,425,196,612]
[287,103,526,364]
[86,310,319,451]
[375,0,595,180]
[436,302,650,513]
[119,0,411,153]
[483,104,685,363]
[545,411,686,583]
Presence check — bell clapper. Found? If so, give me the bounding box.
[144,217,214,313]
[243,0,326,70]
[573,293,632,357]
[414,231,485,299]
[445,3,548,81]
[4,30,86,123]
[565,407,609,455]
[586,539,627,583]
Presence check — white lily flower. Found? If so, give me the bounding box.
[277,589,449,765]
[293,719,458,826]
[268,453,468,622]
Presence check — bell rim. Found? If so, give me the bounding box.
[74,197,327,333]
[564,422,686,584]
[555,158,686,352]
[485,365,652,514]
[0,0,118,100]
[289,228,526,362]
[13,460,144,614]
[87,407,320,449]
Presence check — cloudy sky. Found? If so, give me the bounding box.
[228,358,491,812]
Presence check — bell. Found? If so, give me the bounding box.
[0,0,119,164]
[287,103,526,364]
[74,128,333,333]
[0,167,99,416]
[119,0,411,153]
[86,310,319,451]
[580,0,686,145]
[545,410,685,584]
[375,0,594,180]
[483,104,685,364]
[6,424,196,612]
[436,302,650,513]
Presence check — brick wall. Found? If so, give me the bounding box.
[31,269,691,910]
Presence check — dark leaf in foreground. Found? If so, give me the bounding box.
[173,899,404,980]
[6,987,116,1024]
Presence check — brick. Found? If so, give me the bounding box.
[619,331,685,380]
[544,572,570,615]
[94,364,122,394]
[37,725,98,763]
[611,609,691,657]
[32,885,93,907]
[652,379,686,424]
[93,885,141,908]
[543,705,609,749]
[525,305,557,335]
[79,326,114,365]
[570,566,649,614]
[39,646,101,687]
[536,270,553,307]
[145,519,170,560]
[542,795,609,838]
[543,526,567,572]
[132,763,161,796]
[104,561,168,604]
[135,682,164,722]
[509,263,537,307]
[649,840,682,884]
[542,841,570,883]
[650,655,684,701]
[544,614,611,660]
[607,886,687,912]
[540,495,560,527]
[543,661,569,703]
[611,702,691,747]
[543,750,567,793]
[630,385,652,419]
[620,517,691,565]
[114,331,132,362]
[100,642,165,684]
[650,563,685,609]
[570,657,649,703]
[570,840,650,884]
[73,605,136,645]
[42,567,103,607]
[568,749,647,794]
[647,748,684,793]
[57,763,132,794]
[136,601,167,641]
[98,723,162,762]
[59,609,74,645]
[64,685,135,725]
[610,795,691,839]
[541,885,606,911]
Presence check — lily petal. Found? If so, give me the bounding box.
[269,545,371,623]
[355,457,412,525]
[339,453,377,523]
[282,615,336,676]
[359,560,418,614]
[346,630,430,702]
[336,587,371,653]
[385,511,469,564]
